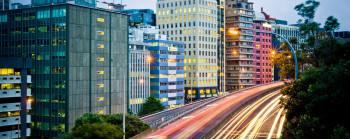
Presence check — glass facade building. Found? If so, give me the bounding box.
[32,0,96,8]
[217,0,226,95]
[146,40,185,109]
[0,4,128,137]
[119,9,156,27]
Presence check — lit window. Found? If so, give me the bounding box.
[189,15,191,19]
[97,97,104,101]
[189,8,191,12]
[193,58,196,63]
[97,44,104,48]
[167,10,169,15]
[97,31,104,35]
[97,71,104,74]
[184,66,187,70]
[98,111,104,114]
[97,58,104,61]
[97,84,104,87]
[97,18,104,22]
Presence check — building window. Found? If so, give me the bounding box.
[97,44,104,48]
[97,84,104,87]
[97,18,104,22]
[97,58,104,61]
[97,31,104,35]
[97,97,104,101]
[98,111,104,114]
[97,71,104,74]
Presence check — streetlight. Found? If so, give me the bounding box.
[228,29,298,79]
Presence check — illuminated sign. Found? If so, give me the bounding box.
[262,23,272,28]
[168,47,178,51]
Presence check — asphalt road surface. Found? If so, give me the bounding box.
[146,82,285,139]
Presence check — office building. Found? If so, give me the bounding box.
[273,22,304,50]
[225,0,254,91]
[0,4,128,137]
[128,28,151,115]
[32,0,96,8]
[120,9,156,27]
[0,57,32,138]
[1,0,9,10]
[157,0,218,101]
[216,0,226,95]
[253,8,275,85]
[146,40,185,109]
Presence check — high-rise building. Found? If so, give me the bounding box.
[253,8,275,85]
[32,0,96,8]
[119,9,156,27]
[157,0,218,101]
[0,4,128,137]
[273,22,304,50]
[146,40,185,109]
[0,0,9,10]
[128,28,151,115]
[225,0,254,91]
[0,57,32,138]
[216,0,226,95]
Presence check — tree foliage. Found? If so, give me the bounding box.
[138,96,165,116]
[72,123,123,139]
[106,113,150,138]
[55,112,149,139]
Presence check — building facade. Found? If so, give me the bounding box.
[225,0,254,91]
[0,57,32,138]
[273,23,304,50]
[146,40,185,109]
[119,9,156,27]
[32,0,96,8]
[128,29,151,115]
[1,0,9,11]
[253,10,275,85]
[216,0,226,95]
[0,4,128,137]
[157,0,218,101]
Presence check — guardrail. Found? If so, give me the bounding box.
[141,81,282,127]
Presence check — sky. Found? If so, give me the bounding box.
[13,0,350,31]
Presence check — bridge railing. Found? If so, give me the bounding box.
[141,81,282,127]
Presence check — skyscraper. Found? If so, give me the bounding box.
[216,0,226,95]
[0,0,9,10]
[225,0,254,91]
[0,4,128,137]
[157,0,218,101]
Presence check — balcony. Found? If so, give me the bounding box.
[0,115,31,127]
[0,102,32,113]
[239,63,255,67]
[240,82,255,85]
[240,76,255,79]
[0,89,31,98]
[0,128,31,138]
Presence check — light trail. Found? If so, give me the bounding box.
[267,108,284,139]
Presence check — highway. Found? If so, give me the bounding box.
[146,82,285,139]
[212,90,285,139]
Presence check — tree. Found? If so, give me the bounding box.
[138,96,165,116]
[106,113,150,138]
[72,123,123,139]
[72,113,105,130]
[324,16,340,36]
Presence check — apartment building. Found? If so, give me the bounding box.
[225,0,254,91]
[157,0,218,101]
[0,57,32,138]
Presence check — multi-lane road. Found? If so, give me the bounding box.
[146,82,285,139]
[212,90,285,139]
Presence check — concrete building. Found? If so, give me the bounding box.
[32,0,96,8]
[146,40,185,109]
[120,9,156,27]
[216,0,226,95]
[225,0,254,91]
[128,28,151,115]
[253,8,275,85]
[0,4,128,137]
[157,0,218,101]
[0,57,32,138]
